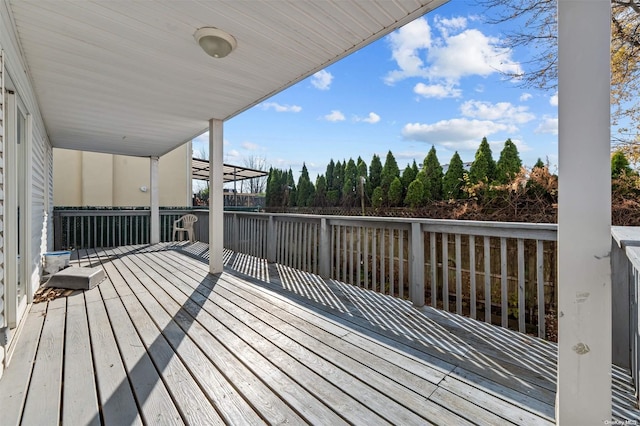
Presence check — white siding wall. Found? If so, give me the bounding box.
[0,49,5,378]
[0,2,53,377]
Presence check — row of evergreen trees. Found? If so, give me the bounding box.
[265,137,536,209]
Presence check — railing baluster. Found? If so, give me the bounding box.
[356,226,362,287]
[380,228,386,294]
[331,224,336,278]
[364,227,369,289]
[501,237,508,328]
[399,229,404,299]
[455,233,462,315]
[389,229,395,297]
[470,235,476,320]
[484,236,491,324]
[537,240,545,338]
[442,232,449,311]
[372,228,377,293]
[518,238,526,333]
[342,225,347,283]
[349,226,354,285]
[430,232,437,308]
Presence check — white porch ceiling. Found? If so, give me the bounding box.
[7,0,447,158]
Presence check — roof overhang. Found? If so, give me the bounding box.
[6,0,448,158]
[191,158,268,183]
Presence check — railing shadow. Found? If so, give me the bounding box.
[80,243,221,425]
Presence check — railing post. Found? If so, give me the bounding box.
[53,210,62,250]
[319,218,331,278]
[232,213,240,252]
[267,215,276,263]
[611,236,631,368]
[410,222,425,308]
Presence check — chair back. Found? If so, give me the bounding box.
[180,214,198,229]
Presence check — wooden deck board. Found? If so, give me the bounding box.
[21,301,66,426]
[2,242,640,425]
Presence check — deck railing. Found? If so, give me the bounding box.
[611,227,640,401]
[53,208,558,337]
[53,208,208,249]
[223,211,558,339]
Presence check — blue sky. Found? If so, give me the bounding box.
[192,1,559,183]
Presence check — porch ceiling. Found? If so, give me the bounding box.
[7,0,447,157]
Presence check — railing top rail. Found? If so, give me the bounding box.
[222,210,558,240]
[54,209,151,217]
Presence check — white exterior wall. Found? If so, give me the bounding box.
[0,1,53,376]
[0,48,5,380]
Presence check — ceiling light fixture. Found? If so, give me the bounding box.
[194,27,237,58]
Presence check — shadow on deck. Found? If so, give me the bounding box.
[0,242,638,425]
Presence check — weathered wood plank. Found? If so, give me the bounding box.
[0,307,46,426]
[103,286,183,425]
[86,295,142,425]
[128,250,386,425]
[63,294,100,426]
[21,303,66,426]
[118,293,225,426]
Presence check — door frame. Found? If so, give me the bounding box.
[4,86,32,331]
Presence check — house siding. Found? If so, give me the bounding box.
[0,1,53,377]
[0,49,5,379]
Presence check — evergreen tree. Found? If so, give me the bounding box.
[401,163,418,197]
[612,150,632,178]
[325,159,335,190]
[371,186,384,208]
[342,158,358,208]
[415,170,432,201]
[314,175,327,206]
[496,138,522,183]
[388,177,403,207]
[443,152,465,200]
[469,137,496,183]
[286,169,297,207]
[533,158,545,170]
[368,154,382,198]
[423,146,443,200]
[405,179,425,208]
[380,151,400,205]
[296,163,315,207]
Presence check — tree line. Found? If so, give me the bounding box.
[265,137,539,209]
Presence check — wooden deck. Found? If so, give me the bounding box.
[1,242,638,425]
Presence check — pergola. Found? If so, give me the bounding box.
[191,158,268,183]
[3,0,612,422]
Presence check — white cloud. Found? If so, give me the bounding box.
[402,118,515,150]
[520,93,532,101]
[434,16,467,37]
[550,92,558,106]
[385,17,522,87]
[384,17,432,84]
[226,149,241,159]
[311,70,333,90]
[354,112,381,124]
[427,29,522,81]
[535,116,558,135]
[414,82,461,99]
[241,142,260,151]
[261,102,302,113]
[460,100,535,124]
[324,110,345,122]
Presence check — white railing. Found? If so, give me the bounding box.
[611,227,640,402]
[223,211,558,338]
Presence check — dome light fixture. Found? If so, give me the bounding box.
[194,27,237,58]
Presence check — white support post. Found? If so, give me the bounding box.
[557,0,611,423]
[209,119,224,274]
[150,156,160,244]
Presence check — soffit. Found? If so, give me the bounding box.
[8,0,447,157]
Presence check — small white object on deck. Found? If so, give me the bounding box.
[44,267,106,290]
